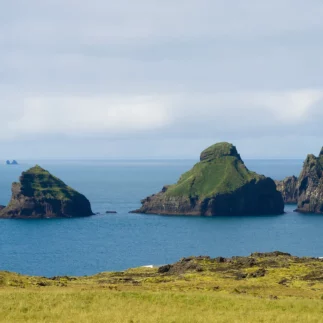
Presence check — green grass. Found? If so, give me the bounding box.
[19,165,80,200]
[1,289,323,323]
[1,253,323,322]
[166,157,262,198]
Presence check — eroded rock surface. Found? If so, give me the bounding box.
[275,176,298,204]
[296,149,323,213]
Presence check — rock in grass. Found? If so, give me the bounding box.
[0,165,93,219]
[131,142,284,216]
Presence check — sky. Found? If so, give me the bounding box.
[1,0,323,159]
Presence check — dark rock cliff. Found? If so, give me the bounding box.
[276,147,323,214]
[295,149,323,213]
[275,176,298,204]
[131,142,284,216]
[0,165,93,219]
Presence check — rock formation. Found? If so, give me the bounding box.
[131,142,284,216]
[6,160,18,165]
[295,148,323,213]
[0,165,93,219]
[275,176,298,204]
[275,147,323,213]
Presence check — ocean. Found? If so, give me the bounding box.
[1,158,322,277]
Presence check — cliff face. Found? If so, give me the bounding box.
[132,142,284,216]
[0,165,93,219]
[295,150,323,213]
[275,176,298,204]
[275,147,323,213]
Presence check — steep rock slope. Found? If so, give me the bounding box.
[296,148,323,213]
[275,176,298,204]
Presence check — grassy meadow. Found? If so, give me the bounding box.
[1,252,323,322]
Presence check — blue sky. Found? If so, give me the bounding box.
[1,0,323,159]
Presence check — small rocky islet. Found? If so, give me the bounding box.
[0,165,93,219]
[276,147,323,214]
[131,142,284,216]
[6,160,18,165]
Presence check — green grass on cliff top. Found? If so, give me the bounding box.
[18,165,80,200]
[165,150,262,198]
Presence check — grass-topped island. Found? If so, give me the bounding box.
[132,142,284,216]
[1,252,323,322]
[0,165,93,219]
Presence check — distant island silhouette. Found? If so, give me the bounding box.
[6,160,18,165]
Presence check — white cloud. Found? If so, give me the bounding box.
[4,96,171,138]
[1,1,323,157]
[0,89,321,141]
[172,89,323,121]
[246,90,323,122]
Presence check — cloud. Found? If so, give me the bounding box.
[1,1,323,157]
[3,96,171,139]
[1,89,322,141]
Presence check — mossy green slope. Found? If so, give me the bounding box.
[166,156,262,198]
[19,165,80,200]
[133,142,284,216]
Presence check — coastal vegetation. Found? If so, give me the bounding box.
[1,252,323,322]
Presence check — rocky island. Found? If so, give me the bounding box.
[0,165,93,219]
[276,147,323,214]
[131,142,284,216]
[6,160,18,165]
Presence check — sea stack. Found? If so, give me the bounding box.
[295,148,323,213]
[0,165,93,219]
[275,147,323,213]
[275,176,298,204]
[131,142,284,216]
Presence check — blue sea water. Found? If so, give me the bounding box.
[1,158,322,277]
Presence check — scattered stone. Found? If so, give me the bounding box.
[278,278,289,285]
[37,281,51,287]
[214,257,227,263]
[248,268,266,278]
[157,257,203,275]
[269,295,279,300]
[158,265,172,273]
[303,271,323,281]
[235,272,248,280]
[251,251,291,257]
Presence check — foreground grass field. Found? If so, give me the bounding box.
[1,252,323,322]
